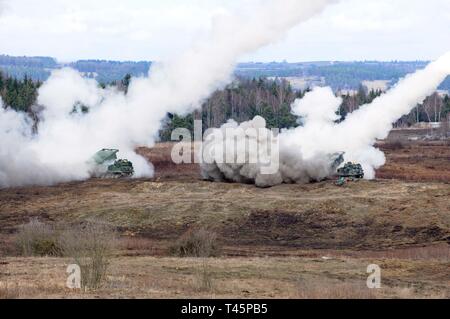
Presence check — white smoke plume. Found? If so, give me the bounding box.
[0,0,338,188]
[201,52,450,187]
[201,115,284,187]
[0,0,8,17]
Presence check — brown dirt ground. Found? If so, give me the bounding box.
[0,131,449,299]
[377,140,450,182]
[1,140,450,254]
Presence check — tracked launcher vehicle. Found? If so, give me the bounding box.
[335,162,365,186]
[92,149,134,179]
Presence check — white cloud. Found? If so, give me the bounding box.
[0,0,449,61]
[247,0,450,61]
[0,0,5,15]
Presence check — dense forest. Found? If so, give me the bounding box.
[1,71,449,142]
[0,72,41,112]
[0,55,151,83]
[69,60,151,83]
[160,78,450,140]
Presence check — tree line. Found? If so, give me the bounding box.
[0,72,41,112]
[160,79,450,140]
[1,71,449,141]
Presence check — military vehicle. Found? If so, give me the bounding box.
[93,149,120,166]
[337,162,364,179]
[335,162,364,186]
[106,159,134,178]
[92,149,134,178]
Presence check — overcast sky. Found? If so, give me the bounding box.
[0,0,449,62]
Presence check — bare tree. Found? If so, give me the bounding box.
[423,93,444,123]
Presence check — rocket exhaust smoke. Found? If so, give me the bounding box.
[201,52,450,187]
[0,0,338,188]
[1,0,449,189]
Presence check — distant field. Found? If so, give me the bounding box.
[1,54,450,90]
[377,141,450,183]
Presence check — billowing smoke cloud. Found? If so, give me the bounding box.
[201,52,450,187]
[0,0,338,188]
[0,96,84,187]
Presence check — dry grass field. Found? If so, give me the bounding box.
[0,130,449,299]
[377,140,450,182]
[1,251,449,299]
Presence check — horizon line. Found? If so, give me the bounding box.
[0,53,433,64]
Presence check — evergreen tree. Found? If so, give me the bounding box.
[122,74,132,94]
[443,95,450,118]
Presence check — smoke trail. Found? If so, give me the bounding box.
[0,0,338,188]
[285,52,450,179]
[201,52,450,187]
